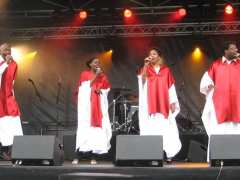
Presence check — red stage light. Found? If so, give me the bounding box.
[225,4,234,15]
[124,9,132,18]
[79,10,87,20]
[178,8,187,17]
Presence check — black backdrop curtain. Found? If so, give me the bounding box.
[12,35,238,135]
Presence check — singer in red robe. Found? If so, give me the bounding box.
[200,42,240,161]
[138,48,181,159]
[201,42,240,138]
[0,43,23,160]
[73,57,112,165]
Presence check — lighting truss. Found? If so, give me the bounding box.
[1,21,240,40]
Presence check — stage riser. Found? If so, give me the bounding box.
[1,167,240,180]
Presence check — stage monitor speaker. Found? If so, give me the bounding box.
[115,135,163,166]
[210,135,240,166]
[12,135,64,166]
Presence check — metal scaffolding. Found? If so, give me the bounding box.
[1,21,240,40]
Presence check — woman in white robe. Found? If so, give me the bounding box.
[138,48,181,159]
[73,57,112,164]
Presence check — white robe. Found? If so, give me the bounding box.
[0,60,23,146]
[138,74,182,158]
[200,71,240,161]
[76,81,112,154]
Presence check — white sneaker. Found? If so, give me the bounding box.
[151,161,159,166]
[72,159,79,165]
[14,160,23,166]
[42,160,50,165]
[90,159,97,165]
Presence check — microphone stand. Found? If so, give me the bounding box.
[28,79,42,102]
[56,81,61,137]
[28,78,44,135]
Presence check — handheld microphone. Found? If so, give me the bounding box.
[28,78,33,83]
[95,67,102,75]
[144,57,151,62]
[235,53,240,58]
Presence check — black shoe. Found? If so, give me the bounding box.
[166,158,172,164]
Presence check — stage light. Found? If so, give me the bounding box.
[11,47,24,62]
[108,49,113,54]
[79,10,87,20]
[192,47,202,61]
[124,9,132,18]
[178,8,187,17]
[104,49,113,58]
[171,6,187,21]
[11,46,37,64]
[98,50,113,72]
[225,4,234,15]
[24,51,37,60]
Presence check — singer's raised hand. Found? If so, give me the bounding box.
[144,57,151,66]
[235,53,240,58]
[141,57,151,84]
[142,57,151,74]
[5,54,13,64]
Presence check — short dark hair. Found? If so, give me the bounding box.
[149,47,162,56]
[222,41,236,52]
[86,57,97,68]
[1,43,11,50]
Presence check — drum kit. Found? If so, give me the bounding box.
[109,87,139,134]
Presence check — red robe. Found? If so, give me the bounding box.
[208,59,240,123]
[143,65,175,118]
[0,60,20,117]
[77,70,110,127]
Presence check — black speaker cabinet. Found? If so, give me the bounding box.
[115,135,163,166]
[12,135,64,166]
[210,135,240,166]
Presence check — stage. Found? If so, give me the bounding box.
[0,161,240,180]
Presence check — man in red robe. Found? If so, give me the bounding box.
[200,41,240,159]
[0,43,23,160]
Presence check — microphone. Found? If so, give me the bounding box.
[95,67,102,75]
[28,78,33,83]
[144,57,152,63]
[235,53,240,58]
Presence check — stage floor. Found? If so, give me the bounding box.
[0,161,239,180]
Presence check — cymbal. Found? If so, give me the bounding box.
[125,94,138,98]
[117,100,136,103]
[127,94,138,103]
[111,87,131,92]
